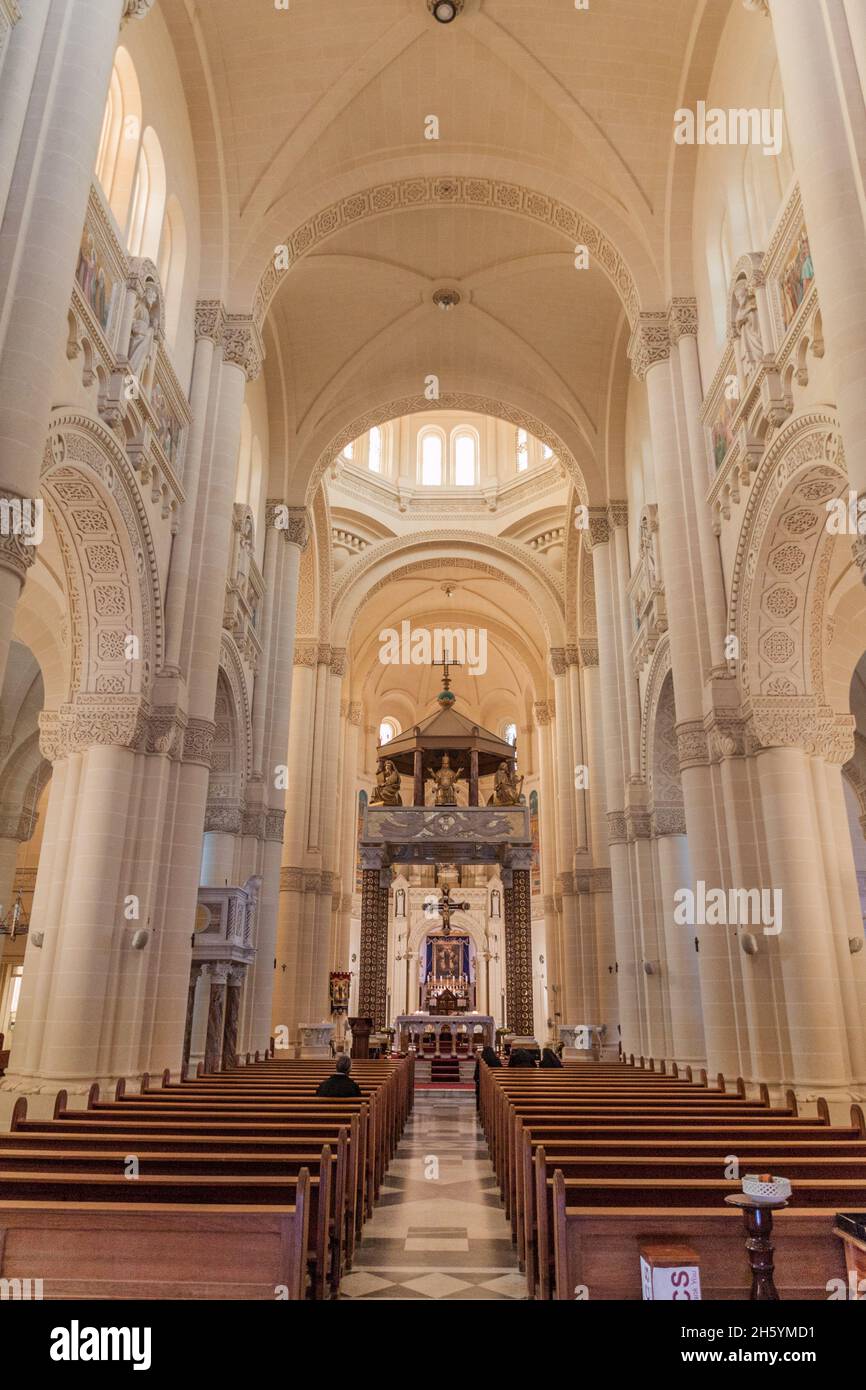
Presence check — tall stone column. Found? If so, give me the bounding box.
[550,649,580,1023]
[0,0,153,693]
[504,865,533,1035]
[272,651,315,1040]
[245,504,307,1054]
[587,511,640,1055]
[533,699,561,1026]
[203,963,228,1073]
[653,820,706,1066]
[630,317,740,1079]
[0,1,48,231]
[766,0,866,511]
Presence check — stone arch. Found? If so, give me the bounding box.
[640,634,673,787]
[304,392,590,510]
[253,175,642,333]
[40,412,163,701]
[330,532,565,650]
[217,636,253,789]
[730,410,849,749]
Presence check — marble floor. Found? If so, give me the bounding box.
[340,1089,527,1300]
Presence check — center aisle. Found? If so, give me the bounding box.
[340,1089,526,1300]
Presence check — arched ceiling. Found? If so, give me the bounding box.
[166,0,729,501]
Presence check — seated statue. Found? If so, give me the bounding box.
[428,752,463,806]
[369,758,402,806]
[488,761,523,806]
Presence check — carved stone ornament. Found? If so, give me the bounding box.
[607,810,628,845]
[221,316,264,382]
[676,721,710,770]
[265,809,286,842]
[331,647,347,678]
[266,501,310,551]
[607,499,628,529]
[652,806,687,838]
[628,312,671,381]
[579,638,600,668]
[0,522,37,583]
[549,647,568,678]
[194,300,226,346]
[122,0,155,19]
[668,297,699,344]
[742,0,769,14]
[585,508,610,551]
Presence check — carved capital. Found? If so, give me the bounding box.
[222,316,264,381]
[122,0,155,20]
[549,647,568,678]
[0,526,37,584]
[585,507,610,551]
[182,719,215,767]
[205,804,243,835]
[265,809,286,842]
[267,501,310,550]
[579,638,599,668]
[628,311,671,381]
[668,297,699,344]
[652,805,687,838]
[607,811,628,845]
[347,702,363,726]
[194,299,226,345]
[748,698,855,764]
[330,647,347,678]
[852,533,866,590]
[293,640,319,668]
[533,700,551,727]
[607,499,628,529]
[676,720,710,770]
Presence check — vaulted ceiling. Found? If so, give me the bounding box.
[165,0,731,497]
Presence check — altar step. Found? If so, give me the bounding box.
[415,1058,476,1084]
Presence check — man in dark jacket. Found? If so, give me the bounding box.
[316,1053,362,1097]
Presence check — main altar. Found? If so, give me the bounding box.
[357,671,534,1037]
[395,1012,496,1054]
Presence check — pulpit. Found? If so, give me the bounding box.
[348,1016,373,1059]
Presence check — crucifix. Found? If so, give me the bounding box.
[432,646,462,691]
[435,883,470,936]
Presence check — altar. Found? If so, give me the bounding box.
[395,1012,495,1055]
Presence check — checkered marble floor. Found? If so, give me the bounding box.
[340,1091,526,1300]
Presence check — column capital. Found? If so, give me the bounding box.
[533,700,551,727]
[347,702,363,726]
[0,525,37,584]
[194,299,226,345]
[549,647,568,678]
[652,805,687,838]
[330,647,348,678]
[122,0,156,21]
[628,311,671,381]
[668,297,699,344]
[565,644,581,667]
[222,315,264,381]
[267,501,310,550]
[741,0,769,14]
[584,507,610,551]
[579,638,599,668]
[607,499,628,529]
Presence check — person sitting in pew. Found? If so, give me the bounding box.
[539,1047,562,1069]
[508,1048,537,1068]
[316,1054,362,1098]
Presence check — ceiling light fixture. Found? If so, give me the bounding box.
[428,0,463,23]
[433,288,461,310]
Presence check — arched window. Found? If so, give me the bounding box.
[516,428,529,472]
[368,425,382,473]
[542,443,553,461]
[342,440,354,461]
[502,722,518,747]
[158,195,187,348]
[95,49,141,231]
[453,430,477,486]
[127,127,166,261]
[379,718,400,746]
[420,430,444,486]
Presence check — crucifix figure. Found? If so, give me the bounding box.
[435,884,470,936]
[432,646,462,691]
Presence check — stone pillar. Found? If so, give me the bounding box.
[358,864,389,1029]
[756,745,852,1093]
[653,820,706,1066]
[272,651,315,1040]
[203,964,227,1073]
[504,866,533,1035]
[245,504,307,1054]
[550,649,580,1022]
[222,971,242,1071]
[630,317,739,1079]
[0,1,48,233]
[0,0,152,694]
[182,963,202,1073]
[767,0,866,512]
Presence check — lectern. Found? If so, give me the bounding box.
[348,1016,373,1059]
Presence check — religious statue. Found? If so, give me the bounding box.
[428,752,463,805]
[732,279,763,374]
[488,761,523,807]
[369,758,402,806]
[127,281,160,380]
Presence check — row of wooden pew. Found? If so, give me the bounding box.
[0,1053,413,1300]
[478,1058,866,1299]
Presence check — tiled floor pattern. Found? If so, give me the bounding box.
[341,1090,526,1300]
